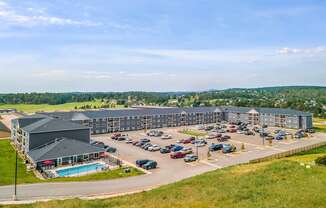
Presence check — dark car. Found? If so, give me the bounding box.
[218,135,230,142]
[171,145,183,152]
[265,135,274,140]
[245,131,255,136]
[117,136,127,141]
[140,138,150,143]
[105,146,117,153]
[142,160,157,170]
[260,132,269,137]
[222,144,236,153]
[160,147,171,154]
[136,159,150,167]
[209,143,223,151]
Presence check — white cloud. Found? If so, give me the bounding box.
[0,1,100,27]
[277,47,326,55]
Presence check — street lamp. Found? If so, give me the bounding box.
[13,149,18,201]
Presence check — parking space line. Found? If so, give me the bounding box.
[200,160,222,169]
[228,139,261,147]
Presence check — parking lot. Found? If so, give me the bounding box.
[92,123,315,173]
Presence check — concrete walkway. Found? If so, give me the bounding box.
[0,133,325,204]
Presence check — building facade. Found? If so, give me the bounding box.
[11,115,105,169]
[39,106,313,134]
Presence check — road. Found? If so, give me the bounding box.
[0,131,325,204]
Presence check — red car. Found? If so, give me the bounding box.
[183,137,195,144]
[170,151,186,159]
[228,129,237,133]
[111,133,121,140]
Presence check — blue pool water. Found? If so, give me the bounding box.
[56,163,105,177]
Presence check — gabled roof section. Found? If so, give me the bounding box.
[22,117,89,133]
[27,138,104,162]
[71,112,90,121]
[15,114,48,128]
[247,108,259,114]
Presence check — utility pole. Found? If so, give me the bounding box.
[13,150,18,201]
[195,136,199,161]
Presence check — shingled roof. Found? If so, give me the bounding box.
[38,106,311,121]
[21,117,89,133]
[27,138,104,163]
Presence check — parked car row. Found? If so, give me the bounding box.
[209,143,237,153]
[136,159,158,170]
[91,140,117,153]
[147,129,164,137]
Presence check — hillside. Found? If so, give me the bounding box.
[0,86,325,117]
[3,145,326,208]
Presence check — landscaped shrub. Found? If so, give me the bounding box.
[315,155,326,165]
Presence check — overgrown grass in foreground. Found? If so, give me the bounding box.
[0,140,143,186]
[313,117,326,133]
[5,146,326,208]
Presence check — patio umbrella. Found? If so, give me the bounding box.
[42,160,54,165]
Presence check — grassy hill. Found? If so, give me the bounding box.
[0,101,125,114]
[3,145,326,208]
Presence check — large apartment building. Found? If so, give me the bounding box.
[38,106,313,134]
[11,115,104,169]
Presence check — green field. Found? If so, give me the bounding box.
[5,145,325,208]
[313,118,326,133]
[0,101,125,114]
[0,139,143,186]
[180,129,208,137]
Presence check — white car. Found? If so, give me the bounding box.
[125,138,133,143]
[195,142,206,147]
[161,134,172,140]
[148,144,161,151]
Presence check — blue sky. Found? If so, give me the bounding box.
[0,0,326,92]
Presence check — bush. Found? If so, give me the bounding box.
[315,155,326,165]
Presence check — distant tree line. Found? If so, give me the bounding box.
[0,86,325,117]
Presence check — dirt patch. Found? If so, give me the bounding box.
[0,131,10,139]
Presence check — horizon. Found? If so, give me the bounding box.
[0,85,325,94]
[1,0,326,92]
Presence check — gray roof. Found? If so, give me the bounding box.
[16,115,48,128]
[38,106,311,121]
[27,138,104,162]
[40,107,224,120]
[21,117,89,133]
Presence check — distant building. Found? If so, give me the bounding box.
[0,108,16,114]
[35,106,312,135]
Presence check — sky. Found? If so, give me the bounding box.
[0,0,326,93]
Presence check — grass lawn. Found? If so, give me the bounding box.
[5,145,326,208]
[313,118,326,133]
[0,101,125,114]
[180,129,207,137]
[0,139,143,186]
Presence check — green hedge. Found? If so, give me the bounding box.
[315,155,326,165]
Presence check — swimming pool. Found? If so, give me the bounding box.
[56,163,105,177]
